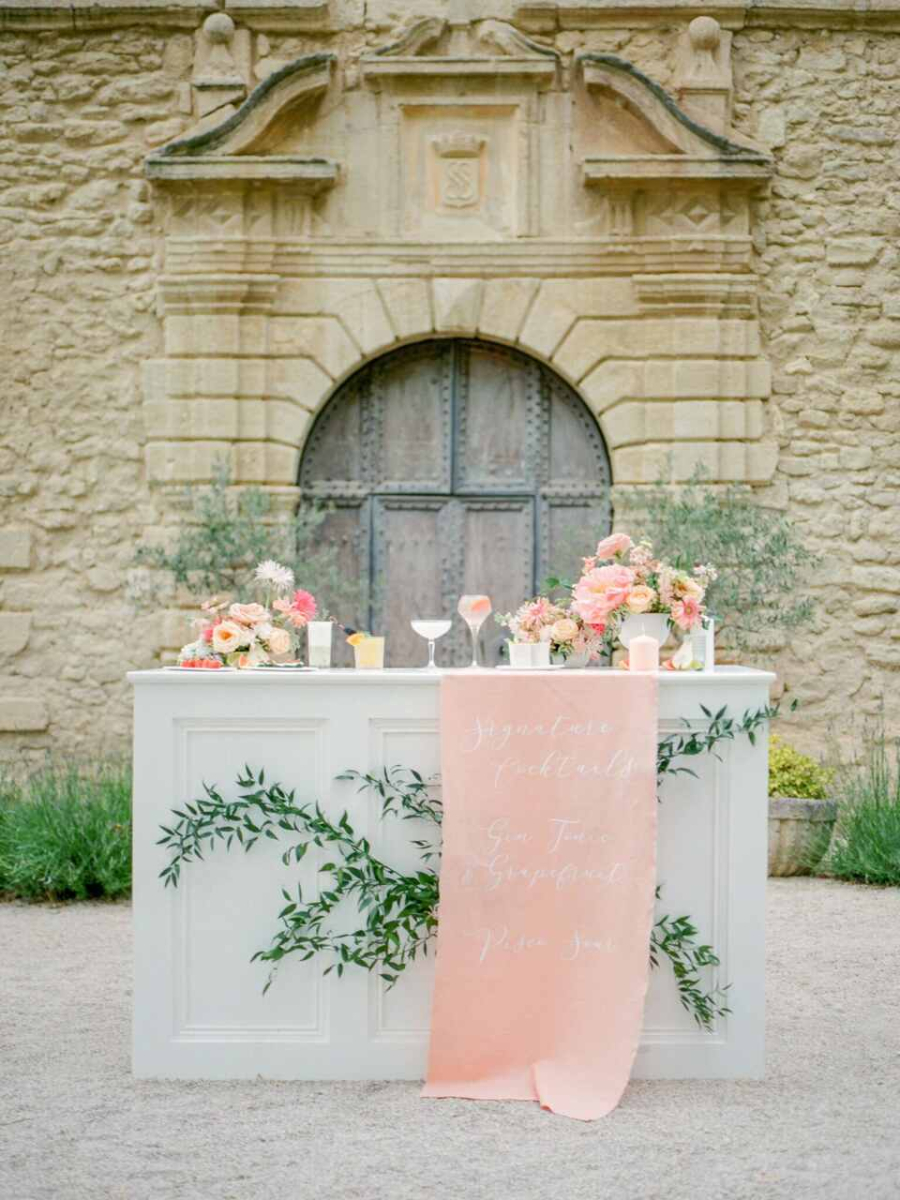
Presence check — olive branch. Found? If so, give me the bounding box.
[158,701,784,1028]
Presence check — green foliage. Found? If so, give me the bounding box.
[657,700,790,788]
[135,464,358,618]
[0,761,132,901]
[650,895,730,1029]
[768,735,833,800]
[158,766,441,992]
[622,472,816,646]
[828,729,900,887]
[159,709,781,1027]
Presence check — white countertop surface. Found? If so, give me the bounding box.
[128,665,776,686]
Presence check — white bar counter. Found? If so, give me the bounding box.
[130,666,774,1082]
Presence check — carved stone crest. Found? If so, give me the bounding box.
[431,132,487,212]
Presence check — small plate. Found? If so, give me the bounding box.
[495,664,566,671]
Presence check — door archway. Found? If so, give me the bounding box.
[299,338,611,666]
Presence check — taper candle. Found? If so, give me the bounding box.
[629,634,659,672]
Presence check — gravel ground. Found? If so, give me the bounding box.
[1,879,898,1200]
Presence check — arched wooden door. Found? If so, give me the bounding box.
[298,339,612,666]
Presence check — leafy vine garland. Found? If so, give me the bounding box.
[158,701,785,1030]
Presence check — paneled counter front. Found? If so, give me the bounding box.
[129,667,774,1082]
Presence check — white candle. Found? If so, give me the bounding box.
[629,634,659,672]
[703,618,715,674]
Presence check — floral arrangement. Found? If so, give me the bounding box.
[177,560,317,669]
[495,597,606,661]
[571,532,716,638]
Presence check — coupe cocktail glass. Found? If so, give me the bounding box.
[457,595,492,669]
[411,619,452,670]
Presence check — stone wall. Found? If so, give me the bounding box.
[0,3,897,763]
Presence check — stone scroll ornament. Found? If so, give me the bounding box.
[423,673,658,1120]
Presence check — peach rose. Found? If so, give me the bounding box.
[626,585,656,614]
[595,532,633,560]
[229,602,269,626]
[268,627,291,656]
[212,620,247,654]
[550,617,579,643]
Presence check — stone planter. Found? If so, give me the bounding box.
[767,796,837,877]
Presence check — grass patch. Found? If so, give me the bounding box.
[827,731,900,887]
[0,760,132,901]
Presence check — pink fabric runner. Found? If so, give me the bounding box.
[422,672,659,1120]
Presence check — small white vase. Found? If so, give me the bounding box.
[618,613,671,649]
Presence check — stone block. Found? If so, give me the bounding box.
[432,279,483,334]
[552,320,646,382]
[852,566,900,593]
[146,441,234,483]
[86,567,121,593]
[610,443,670,484]
[0,613,31,656]
[0,529,31,570]
[238,400,311,445]
[825,238,883,267]
[144,399,241,441]
[269,317,360,380]
[839,446,875,471]
[0,699,47,733]
[376,279,432,341]
[581,361,642,413]
[233,442,299,485]
[643,359,771,400]
[268,358,333,413]
[276,279,395,359]
[165,314,241,357]
[141,359,166,405]
[478,278,539,344]
[854,594,899,617]
[520,279,636,361]
[194,358,240,398]
[867,321,900,350]
[237,359,268,398]
[603,402,646,448]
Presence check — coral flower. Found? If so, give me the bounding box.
[572,564,635,624]
[671,595,702,630]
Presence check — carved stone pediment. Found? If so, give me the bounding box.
[579,54,769,182]
[147,53,337,180]
[361,17,559,85]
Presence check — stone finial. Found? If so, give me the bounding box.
[687,16,724,84]
[674,14,733,136]
[191,11,250,122]
[197,13,244,88]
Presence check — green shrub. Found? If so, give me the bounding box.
[0,760,132,901]
[768,735,833,800]
[134,464,357,618]
[827,731,900,887]
[621,471,816,647]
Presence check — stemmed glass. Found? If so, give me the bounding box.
[457,595,492,669]
[410,619,452,671]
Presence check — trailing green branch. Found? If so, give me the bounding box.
[159,704,784,1028]
[657,699,793,788]
[650,886,730,1029]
